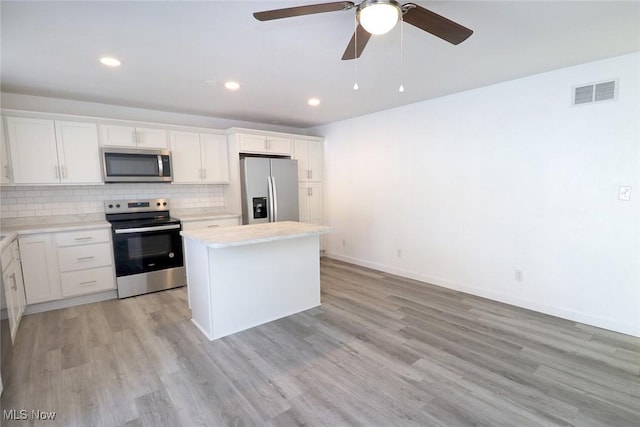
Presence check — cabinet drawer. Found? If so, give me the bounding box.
[181,217,240,231]
[60,266,115,297]
[57,242,112,272]
[56,228,111,247]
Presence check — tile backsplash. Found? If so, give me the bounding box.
[0,183,225,219]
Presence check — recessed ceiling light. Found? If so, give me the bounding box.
[224,81,240,90]
[100,57,121,67]
[308,98,321,107]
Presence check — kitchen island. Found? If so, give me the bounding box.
[181,221,332,340]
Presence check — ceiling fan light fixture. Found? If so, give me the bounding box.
[357,0,401,35]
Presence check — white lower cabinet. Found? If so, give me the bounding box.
[20,227,116,305]
[180,217,241,231]
[1,238,26,343]
[57,243,112,272]
[60,266,115,298]
[19,233,61,304]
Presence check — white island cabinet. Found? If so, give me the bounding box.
[181,221,332,341]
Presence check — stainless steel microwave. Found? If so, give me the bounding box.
[102,147,172,183]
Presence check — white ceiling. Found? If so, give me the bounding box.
[2,1,639,129]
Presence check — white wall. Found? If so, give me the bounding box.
[314,52,640,336]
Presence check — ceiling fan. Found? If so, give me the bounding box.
[253,0,473,60]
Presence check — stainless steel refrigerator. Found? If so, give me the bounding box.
[240,157,299,224]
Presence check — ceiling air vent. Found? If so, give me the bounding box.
[573,80,617,106]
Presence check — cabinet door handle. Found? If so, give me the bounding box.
[4,164,9,179]
[74,236,93,241]
[80,280,97,287]
[76,256,95,261]
[10,273,17,291]
[206,224,219,228]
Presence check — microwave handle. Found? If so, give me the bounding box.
[158,155,164,177]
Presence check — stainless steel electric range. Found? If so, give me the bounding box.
[105,199,186,299]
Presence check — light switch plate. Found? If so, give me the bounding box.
[618,186,632,201]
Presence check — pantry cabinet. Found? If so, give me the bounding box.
[1,237,26,343]
[99,124,168,149]
[293,139,323,182]
[238,133,292,155]
[5,117,102,185]
[298,182,323,225]
[170,131,229,184]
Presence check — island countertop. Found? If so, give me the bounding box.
[180,221,333,248]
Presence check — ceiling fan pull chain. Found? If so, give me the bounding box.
[353,11,359,91]
[399,12,405,93]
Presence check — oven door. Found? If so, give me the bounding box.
[112,224,184,277]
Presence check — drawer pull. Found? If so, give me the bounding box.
[79,280,97,287]
[207,225,220,228]
[74,236,93,241]
[77,256,95,261]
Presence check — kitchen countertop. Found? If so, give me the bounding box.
[181,221,333,249]
[1,214,110,236]
[171,208,241,222]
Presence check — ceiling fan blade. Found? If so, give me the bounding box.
[341,24,373,60]
[254,1,354,21]
[402,3,473,45]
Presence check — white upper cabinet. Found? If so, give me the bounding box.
[201,134,229,183]
[6,117,102,185]
[170,131,229,184]
[238,133,292,155]
[293,139,323,182]
[6,117,58,184]
[99,124,168,149]
[54,121,102,184]
[0,118,11,184]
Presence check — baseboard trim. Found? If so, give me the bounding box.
[24,290,118,315]
[324,252,640,338]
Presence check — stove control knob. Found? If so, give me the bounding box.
[116,204,121,208]
[156,202,161,207]
[108,204,113,209]
[162,202,167,206]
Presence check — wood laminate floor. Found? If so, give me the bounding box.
[2,258,639,426]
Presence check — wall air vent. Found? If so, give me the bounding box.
[573,80,617,106]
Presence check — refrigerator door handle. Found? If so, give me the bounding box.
[267,176,274,222]
[272,176,279,222]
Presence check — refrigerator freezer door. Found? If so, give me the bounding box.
[240,157,271,224]
[270,158,299,222]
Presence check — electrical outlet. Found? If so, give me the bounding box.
[515,270,523,282]
[619,186,632,201]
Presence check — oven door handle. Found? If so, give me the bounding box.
[114,224,181,234]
